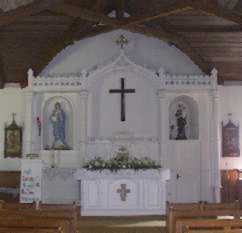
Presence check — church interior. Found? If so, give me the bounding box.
[1,0,242,233]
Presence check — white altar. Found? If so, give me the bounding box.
[75,169,170,216]
[20,30,220,209]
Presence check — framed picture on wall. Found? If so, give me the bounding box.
[222,119,240,157]
[4,114,22,158]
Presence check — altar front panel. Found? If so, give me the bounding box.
[42,168,79,204]
[75,169,170,216]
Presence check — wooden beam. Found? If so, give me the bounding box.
[50,3,191,43]
[51,3,210,74]
[0,54,6,88]
[0,0,64,28]
[51,3,121,26]
[190,1,242,25]
[116,0,125,20]
[52,1,242,27]
[124,2,193,26]
[52,1,193,27]
[93,0,105,13]
[33,20,113,77]
[224,0,239,10]
[33,18,84,74]
[165,25,241,33]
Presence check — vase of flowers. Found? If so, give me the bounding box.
[83,146,161,172]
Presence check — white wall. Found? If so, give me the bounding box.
[0,84,239,171]
[0,86,25,171]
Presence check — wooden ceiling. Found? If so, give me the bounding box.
[0,0,242,87]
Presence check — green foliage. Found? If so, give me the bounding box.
[83,146,161,172]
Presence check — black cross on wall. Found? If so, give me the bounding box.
[109,78,135,121]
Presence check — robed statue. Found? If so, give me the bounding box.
[175,104,187,140]
[50,102,69,150]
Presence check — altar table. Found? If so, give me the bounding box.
[75,169,170,216]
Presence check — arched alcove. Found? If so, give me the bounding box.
[42,96,73,150]
[169,95,199,140]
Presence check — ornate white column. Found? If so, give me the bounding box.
[210,89,221,202]
[79,90,88,165]
[157,89,167,167]
[23,89,34,156]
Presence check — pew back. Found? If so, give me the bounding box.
[176,219,242,233]
[0,216,69,233]
[0,227,60,233]
[0,201,79,233]
[167,202,241,233]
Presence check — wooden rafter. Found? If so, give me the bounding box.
[116,0,125,20]
[51,1,194,27]
[116,0,125,19]
[224,0,239,10]
[0,54,6,88]
[51,3,121,26]
[93,0,105,13]
[166,25,241,33]
[33,20,113,77]
[190,1,242,25]
[50,2,210,74]
[33,18,84,75]
[0,0,224,78]
[124,1,194,26]
[0,0,64,28]
[0,0,241,85]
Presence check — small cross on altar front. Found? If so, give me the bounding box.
[117,184,130,201]
[109,78,135,121]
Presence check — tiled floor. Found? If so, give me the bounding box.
[77,216,166,233]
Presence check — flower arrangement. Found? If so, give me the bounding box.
[83,146,161,172]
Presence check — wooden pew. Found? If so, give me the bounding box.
[0,202,79,233]
[0,201,79,212]
[0,209,76,233]
[0,171,20,202]
[176,219,242,233]
[0,227,60,233]
[0,216,69,233]
[167,201,241,233]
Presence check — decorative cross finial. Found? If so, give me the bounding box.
[228,113,232,122]
[116,34,128,49]
[12,113,16,123]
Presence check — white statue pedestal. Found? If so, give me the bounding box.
[75,169,170,216]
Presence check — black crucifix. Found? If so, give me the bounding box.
[109,78,135,121]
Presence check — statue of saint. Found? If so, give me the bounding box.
[175,104,187,140]
[50,102,69,149]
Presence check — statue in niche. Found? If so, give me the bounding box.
[50,102,69,150]
[175,103,187,140]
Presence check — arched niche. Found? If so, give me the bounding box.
[169,95,199,140]
[42,96,73,150]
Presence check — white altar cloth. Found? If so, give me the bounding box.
[75,169,170,216]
